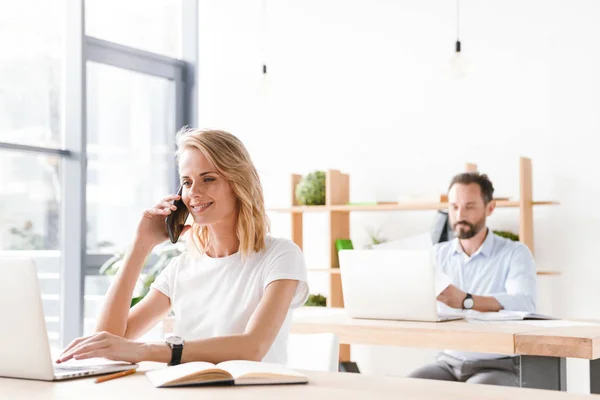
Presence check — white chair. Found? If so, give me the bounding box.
[286,333,340,372]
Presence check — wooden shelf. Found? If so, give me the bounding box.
[269,200,559,213]
[307,268,561,276]
[535,270,562,276]
[307,268,341,274]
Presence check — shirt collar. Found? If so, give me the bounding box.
[451,228,494,257]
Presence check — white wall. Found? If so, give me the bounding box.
[196,0,600,384]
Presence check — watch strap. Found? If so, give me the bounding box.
[168,343,183,366]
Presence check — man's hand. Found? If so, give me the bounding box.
[437,284,467,309]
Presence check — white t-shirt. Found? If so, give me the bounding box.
[150,236,309,365]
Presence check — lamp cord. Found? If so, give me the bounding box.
[456,0,460,41]
[261,0,268,74]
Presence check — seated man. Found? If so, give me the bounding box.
[408,172,536,387]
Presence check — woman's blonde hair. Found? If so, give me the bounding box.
[175,128,270,259]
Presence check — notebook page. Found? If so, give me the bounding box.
[217,360,307,381]
[145,361,217,387]
[462,310,554,322]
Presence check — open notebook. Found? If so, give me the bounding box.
[463,310,554,321]
[145,360,309,388]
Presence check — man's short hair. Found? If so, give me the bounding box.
[448,172,495,204]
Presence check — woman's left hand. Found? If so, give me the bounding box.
[56,331,147,364]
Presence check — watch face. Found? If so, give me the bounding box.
[464,298,475,309]
[166,335,184,346]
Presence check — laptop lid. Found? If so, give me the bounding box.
[0,257,55,380]
[338,249,440,321]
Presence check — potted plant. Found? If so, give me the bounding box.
[365,226,386,249]
[304,294,327,307]
[99,241,187,307]
[295,171,326,206]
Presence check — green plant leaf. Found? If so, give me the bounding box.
[304,293,327,307]
[295,171,326,206]
[99,255,123,275]
[493,230,519,241]
[130,295,144,307]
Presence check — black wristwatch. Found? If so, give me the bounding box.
[166,335,184,366]
[462,293,474,310]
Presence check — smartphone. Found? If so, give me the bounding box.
[165,185,190,243]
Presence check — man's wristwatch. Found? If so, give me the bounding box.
[166,335,185,366]
[462,293,474,310]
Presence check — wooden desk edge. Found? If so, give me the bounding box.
[515,330,600,360]
[291,321,517,355]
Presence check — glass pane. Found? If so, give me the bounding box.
[0,149,62,351]
[86,62,175,254]
[0,150,61,251]
[85,0,182,58]
[0,1,65,148]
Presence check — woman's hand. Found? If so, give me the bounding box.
[56,331,150,364]
[135,194,191,249]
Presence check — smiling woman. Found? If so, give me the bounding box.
[175,129,269,259]
[57,128,309,367]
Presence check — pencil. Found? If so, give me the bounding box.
[95,368,137,384]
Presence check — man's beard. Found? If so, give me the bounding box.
[451,218,485,239]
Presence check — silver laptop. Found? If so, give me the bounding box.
[0,257,138,381]
[338,249,461,322]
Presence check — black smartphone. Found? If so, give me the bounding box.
[165,185,190,243]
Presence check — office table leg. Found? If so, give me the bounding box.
[520,356,566,391]
[590,359,600,394]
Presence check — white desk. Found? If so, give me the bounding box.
[1,362,599,400]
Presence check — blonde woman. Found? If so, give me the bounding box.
[56,129,309,366]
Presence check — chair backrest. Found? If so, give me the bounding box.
[286,333,340,372]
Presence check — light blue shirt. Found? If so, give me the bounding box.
[435,228,537,360]
[435,228,536,312]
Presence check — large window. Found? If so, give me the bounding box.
[0,0,197,350]
[0,0,66,351]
